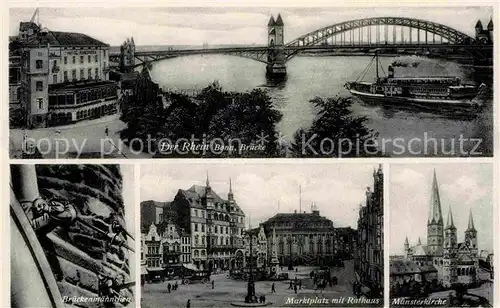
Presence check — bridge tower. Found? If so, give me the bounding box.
[267,14,286,77]
[120,37,136,73]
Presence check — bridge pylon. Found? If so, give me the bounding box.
[267,14,286,77]
[120,37,136,73]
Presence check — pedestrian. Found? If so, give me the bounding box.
[104,125,109,137]
[167,283,171,293]
[186,299,191,308]
[288,280,293,290]
[175,281,179,290]
[263,295,266,303]
[271,282,276,293]
[295,268,298,272]
[299,280,302,290]
[211,279,215,289]
[294,283,298,294]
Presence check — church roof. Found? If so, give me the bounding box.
[428,170,443,224]
[487,19,493,30]
[390,260,437,275]
[411,244,429,256]
[476,20,483,29]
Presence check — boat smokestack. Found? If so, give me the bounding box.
[388,65,394,78]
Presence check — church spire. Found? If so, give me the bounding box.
[445,206,455,229]
[428,169,443,224]
[467,209,476,231]
[417,237,421,245]
[228,177,234,201]
[206,172,210,188]
[404,236,409,245]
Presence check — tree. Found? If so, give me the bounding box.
[120,74,283,157]
[290,96,380,157]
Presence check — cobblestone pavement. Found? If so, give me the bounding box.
[142,261,360,308]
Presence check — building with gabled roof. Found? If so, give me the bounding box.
[355,164,384,296]
[152,176,246,271]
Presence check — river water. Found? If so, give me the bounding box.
[149,54,493,157]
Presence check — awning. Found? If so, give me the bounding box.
[147,267,164,273]
[141,266,148,275]
[183,263,198,271]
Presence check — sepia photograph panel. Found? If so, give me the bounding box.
[10,164,136,308]
[139,163,383,307]
[8,6,493,159]
[389,164,494,307]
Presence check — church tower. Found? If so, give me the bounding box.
[228,178,234,203]
[464,210,478,256]
[427,170,444,256]
[487,18,493,43]
[204,173,214,209]
[443,206,458,286]
[475,20,484,40]
[404,236,410,258]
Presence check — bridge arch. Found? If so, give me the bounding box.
[286,17,475,47]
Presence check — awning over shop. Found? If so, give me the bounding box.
[141,266,148,275]
[183,263,198,271]
[146,267,164,273]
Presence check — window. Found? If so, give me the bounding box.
[64,71,68,82]
[201,224,205,232]
[37,98,43,109]
[80,69,84,80]
[95,68,99,79]
[80,56,84,64]
[88,55,91,63]
[52,75,57,84]
[35,60,43,69]
[95,55,98,62]
[72,69,76,81]
[195,224,198,232]
[72,56,76,64]
[36,81,43,92]
[88,68,92,80]
[195,210,198,217]
[64,56,67,64]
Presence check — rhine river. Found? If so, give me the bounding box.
[149,54,493,157]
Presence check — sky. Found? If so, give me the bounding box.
[9,7,492,46]
[390,164,493,255]
[140,163,380,228]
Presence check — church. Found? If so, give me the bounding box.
[403,170,478,287]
